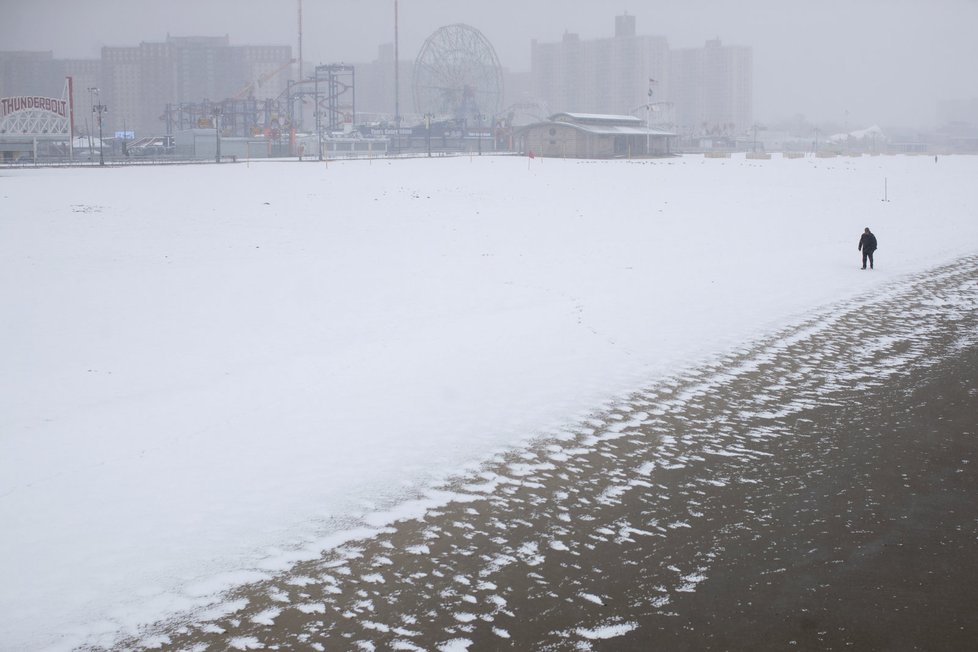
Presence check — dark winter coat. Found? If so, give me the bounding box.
[859,232,878,252]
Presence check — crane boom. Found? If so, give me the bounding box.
[233,59,297,101]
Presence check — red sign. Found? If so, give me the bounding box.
[0,96,68,119]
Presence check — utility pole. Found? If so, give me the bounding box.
[394,0,400,153]
[315,66,323,161]
[647,79,652,154]
[297,0,303,130]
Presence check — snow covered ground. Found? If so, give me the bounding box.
[2,153,977,651]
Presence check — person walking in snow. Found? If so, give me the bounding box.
[858,227,878,270]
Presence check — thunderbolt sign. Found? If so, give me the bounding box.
[0,96,69,118]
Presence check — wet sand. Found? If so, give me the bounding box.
[633,343,978,652]
[110,256,978,651]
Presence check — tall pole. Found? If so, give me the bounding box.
[89,87,106,166]
[477,113,483,155]
[87,87,96,160]
[315,66,323,161]
[97,105,104,166]
[213,106,222,163]
[394,0,400,153]
[297,0,303,130]
[647,79,653,155]
[66,76,75,162]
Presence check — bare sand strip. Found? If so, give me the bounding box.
[112,255,978,651]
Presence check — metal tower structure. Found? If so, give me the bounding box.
[315,64,355,132]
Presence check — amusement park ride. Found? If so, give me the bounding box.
[1,0,546,161]
[412,24,503,123]
[158,20,514,155]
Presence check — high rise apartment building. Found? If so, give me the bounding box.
[1,37,292,137]
[137,41,177,137]
[353,43,412,119]
[3,16,748,141]
[531,16,752,137]
[671,39,752,137]
[532,14,669,119]
[0,51,57,97]
[99,36,292,135]
[101,46,142,134]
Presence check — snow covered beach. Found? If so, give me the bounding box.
[115,253,978,651]
[2,153,978,650]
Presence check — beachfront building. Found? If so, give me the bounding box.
[519,112,674,158]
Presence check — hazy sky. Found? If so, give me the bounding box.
[3,0,977,127]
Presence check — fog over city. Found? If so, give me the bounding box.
[3,0,977,128]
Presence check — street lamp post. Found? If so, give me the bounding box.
[89,87,107,166]
[86,87,96,159]
[425,113,432,157]
[97,103,106,166]
[212,106,222,163]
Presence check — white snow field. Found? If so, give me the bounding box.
[2,153,977,650]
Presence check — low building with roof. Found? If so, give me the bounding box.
[518,112,675,159]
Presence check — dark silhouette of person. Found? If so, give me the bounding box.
[858,227,878,269]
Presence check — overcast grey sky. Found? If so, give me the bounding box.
[3,0,977,127]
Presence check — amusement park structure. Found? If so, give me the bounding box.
[412,24,503,124]
[160,63,354,147]
[2,6,522,161]
[158,22,506,156]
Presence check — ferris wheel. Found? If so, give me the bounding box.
[412,24,504,122]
